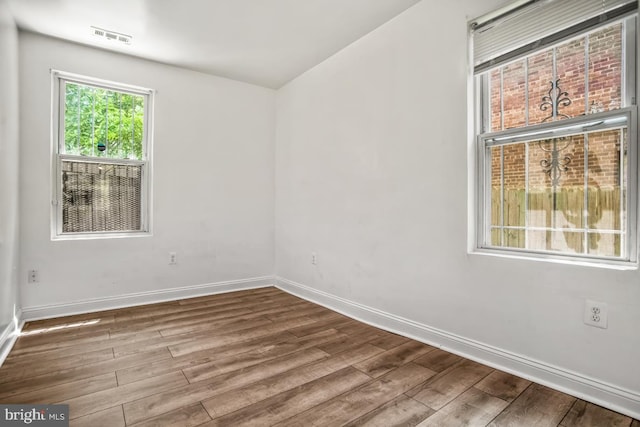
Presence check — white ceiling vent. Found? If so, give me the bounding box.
[90,26,132,45]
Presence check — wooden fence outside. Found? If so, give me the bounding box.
[491,187,622,256]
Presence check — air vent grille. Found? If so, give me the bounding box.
[90,26,132,45]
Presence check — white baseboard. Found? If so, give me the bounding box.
[0,309,24,368]
[21,276,275,322]
[276,276,640,420]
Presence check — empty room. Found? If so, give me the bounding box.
[0,0,639,425]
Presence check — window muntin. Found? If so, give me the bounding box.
[475,17,637,263]
[53,72,153,238]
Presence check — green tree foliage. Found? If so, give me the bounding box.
[64,82,145,160]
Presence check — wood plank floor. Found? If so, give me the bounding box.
[0,287,637,426]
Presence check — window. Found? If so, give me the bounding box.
[472,0,638,264]
[52,71,154,238]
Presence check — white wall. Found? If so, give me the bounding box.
[275,0,640,416]
[11,0,640,416]
[0,0,20,340]
[19,32,275,312]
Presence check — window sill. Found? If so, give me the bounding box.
[469,247,638,271]
[51,231,152,241]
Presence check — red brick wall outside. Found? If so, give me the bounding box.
[489,23,624,191]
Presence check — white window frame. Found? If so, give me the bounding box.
[50,70,154,240]
[471,16,639,268]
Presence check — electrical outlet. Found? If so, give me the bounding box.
[311,252,317,265]
[584,299,608,329]
[28,270,38,283]
[169,252,177,265]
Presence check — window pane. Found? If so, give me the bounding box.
[588,232,621,257]
[93,87,107,156]
[556,37,586,118]
[490,146,502,246]
[489,144,527,249]
[490,60,528,131]
[527,49,554,125]
[503,143,526,248]
[61,160,142,233]
[528,134,585,229]
[64,83,145,160]
[63,83,79,154]
[587,129,625,232]
[488,126,626,258]
[503,61,527,130]
[490,69,502,131]
[588,23,623,113]
[527,230,584,254]
[485,22,625,131]
[504,229,525,249]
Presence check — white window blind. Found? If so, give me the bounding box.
[472,0,637,73]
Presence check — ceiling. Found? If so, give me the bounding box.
[7,0,422,88]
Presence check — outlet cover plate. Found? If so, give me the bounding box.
[28,269,38,283]
[584,299,608,329]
